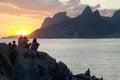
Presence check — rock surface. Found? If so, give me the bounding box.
[0,43,102,80]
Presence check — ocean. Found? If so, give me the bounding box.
[0,39,120,80]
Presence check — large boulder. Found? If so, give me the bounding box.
[14,47,58,80]
[55,61,70,80]
[0,43,70,80]
[0,43,13,78]
[0,43,103,80]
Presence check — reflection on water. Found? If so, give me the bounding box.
[0,39,120,80]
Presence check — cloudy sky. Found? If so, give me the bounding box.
[0,0,119,37]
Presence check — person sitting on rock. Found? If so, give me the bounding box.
[8,42,13,49]
[18,35,31,49]
[24,36,31,49]
[31,38,39,51]
[85,68,91,77]
[12,40,17,49]
[25,43,31,49]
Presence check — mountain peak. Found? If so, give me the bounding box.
[41,12,70,28]
[93,10,100,16]
[41,17,53,28]
[81,6,92,16]
[53,12,67,18]
[52,12,70,23]
[112,10,120,18]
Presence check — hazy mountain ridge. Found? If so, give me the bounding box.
[29,6,120,38]
[3,6,120,38]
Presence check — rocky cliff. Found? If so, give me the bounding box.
[0,43,102,80]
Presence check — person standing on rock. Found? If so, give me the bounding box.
[31,38,39,51]
[18,35,25,48]
[85,68,91,77]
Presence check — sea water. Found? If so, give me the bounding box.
[0,39,120,80]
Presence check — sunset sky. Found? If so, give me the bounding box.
[0,0,119,37]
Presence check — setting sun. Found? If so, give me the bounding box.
[15,29,30,35]
[10,26,32,36]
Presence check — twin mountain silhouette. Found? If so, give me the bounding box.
[3,5,120,38]
[30,6,120,38]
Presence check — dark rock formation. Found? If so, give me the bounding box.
[29,6,120,38]
[110,10,120,27]
[0,43,103,80]
[0,43,13,79]
[41,17,53,28]
[52,12,70,24]
[0,43,70,80]
[41,12,70,28]
[80,6,92,17]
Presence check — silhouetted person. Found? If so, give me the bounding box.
[18,35,31,49]
[24,36,31,49]
[24,36,29,44]
[31,38,39,51]
[8,42,13,49]
[68,71,73,80]
[85,68,90,77]
[8,42,18,64]
[18,35,25,47]
[12,40,17,49]
[25,42,31,49]
[101,77,103,80]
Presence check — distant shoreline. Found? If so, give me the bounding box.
[1,37,120,39]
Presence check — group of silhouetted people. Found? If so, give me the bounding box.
[8,40,17,50]
[8,35,40,51]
